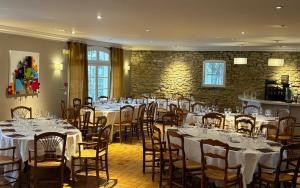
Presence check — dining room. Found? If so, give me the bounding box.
[0,0,300,188]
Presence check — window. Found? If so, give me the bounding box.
[202,60,226,87]
[88,47,111,101]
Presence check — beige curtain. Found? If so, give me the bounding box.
[68,42,88,106]
[110,47,124,99]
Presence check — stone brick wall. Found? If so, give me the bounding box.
[128,51,300,108]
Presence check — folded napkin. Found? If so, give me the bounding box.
[1,128,16,132]
[7,134,25,138]
[0,124,13,127]
[34,129,42,132]
[267,142,282,147]
[63,126,76,130]
[256,148,274,153]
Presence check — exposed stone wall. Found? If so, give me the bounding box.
[129,51,300,108]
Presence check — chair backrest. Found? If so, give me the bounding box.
[95,116,107,129]
[79,111,91,138]
[98,96,109,102]
[137,104,146,123]
[243,105,259,115]
[191,102,205,112]
[79,105,96,126]
[276,116,297,141]
[273,143,300,184]
[156,98,168,110]
[73,98,81,109]
[200,139,230,181]
[260,124,278,140]
[175,108,184,126]
[277,108,291,119]
[11,106,32,119]
[66,107,79,127]
[152,125,163,153]
[96,125,112,154]
[162,113,178,127]
[235,114,256,136]
[120,105,135,123]
[178,98,191,112]
[169,103,177,114]
[60,100,67,119]
[85,97,93,106]
[33,132,67,167]
[202,112,224,129]
[167,130,185,168]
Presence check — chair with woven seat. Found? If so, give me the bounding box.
[144,102,156,136]
[66,107,79,127]
[72,125,112,186]
[79,105,96,132]
[175,108,185,127]
[0,146,22,187]
[84,97,93,106]
[235,114,256,136]
[11,106,32,119]
[200,139,243,188]
[132,104,146,140]
[178,98,191,114]
[28,132,67,188]
[277,108,290,119]
[79,111,91,140]
[202,112,224,129]
[169,103,177,115]
[156,98,169,122]
[191,102,205,113]
[151,125,169,187]
[73,98,81,110]
[114,105,135,143]
[256,143,300,188]
[242,105,259,115]
[162,113,178,140]
[269,116,297,144]
[260,124,278,141]
[86,116,108,141]
[167,130,201,188]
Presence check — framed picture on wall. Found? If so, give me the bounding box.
[7,50,40,96]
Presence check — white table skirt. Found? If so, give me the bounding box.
[0,119,82,179]
[186,112,278,129]
[167,127,282,187]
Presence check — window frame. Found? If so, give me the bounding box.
[202,60,226,88]
[87,46,111,99]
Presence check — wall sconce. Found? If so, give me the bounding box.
[234,57,247,65]
[268,58,284,66]
[54,63,63,71]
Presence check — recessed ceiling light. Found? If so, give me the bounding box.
[146,29,150,32]
[97,15,102,20]
[71,29,76,35]
[276,6,283,10]
[241,31,245,35]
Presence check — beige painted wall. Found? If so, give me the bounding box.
[0,33,68,120]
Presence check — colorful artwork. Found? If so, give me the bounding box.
[8,50,40,96]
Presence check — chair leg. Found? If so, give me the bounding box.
[105,154,109,181]
[60,166,64,188]
[71,158,75,184]
[119,126,122,143]
[84,159,88,177]
[96,158,100,187]
[168,164,173,188]
[143,150,146,174]
[159,159,163,188]
[33,168,37,188]
[152,151,155,181]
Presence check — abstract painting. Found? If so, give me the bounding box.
[7,50,40,96]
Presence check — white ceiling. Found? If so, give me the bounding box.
[0,0,300,51]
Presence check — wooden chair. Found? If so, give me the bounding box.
[175,108,185,127]
[0,146,22,187]
[114,105,135,143]
[269,116,297,144]
[169,103,177,114]
[85,97,93,106]
[152,125,169,187]
[242,105,259,115]
[98,96,108,102]
[191,102,205,112]
[60,100,67,119]
[11,106,32,119]
[86,116,108,142]
[145,102,156,136]
[162,113,178,140]
[73,98,81,109]
[95,116,107,129]
[200,139,242,188]
[28,132,67,188]
[178,98,191,114]
[72,125,112,186]
[79,111,91,140]
[277,108,290,118]
[260,124,278,141]
[156,98,169,122]
[167,130,201,188]
[66,107,79,127]
[234,114,256,136]
[79,105,96,130]
[202,112,224,129]
[133,104,146,140]
[256,143,300,188]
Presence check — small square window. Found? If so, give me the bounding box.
[202,60,226,87]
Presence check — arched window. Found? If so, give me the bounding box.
[87,47,111,100]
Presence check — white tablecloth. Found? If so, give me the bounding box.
[167,127,281,187]
[94,103,140,140]
[186,112,278,129]
[0,119,82,178]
